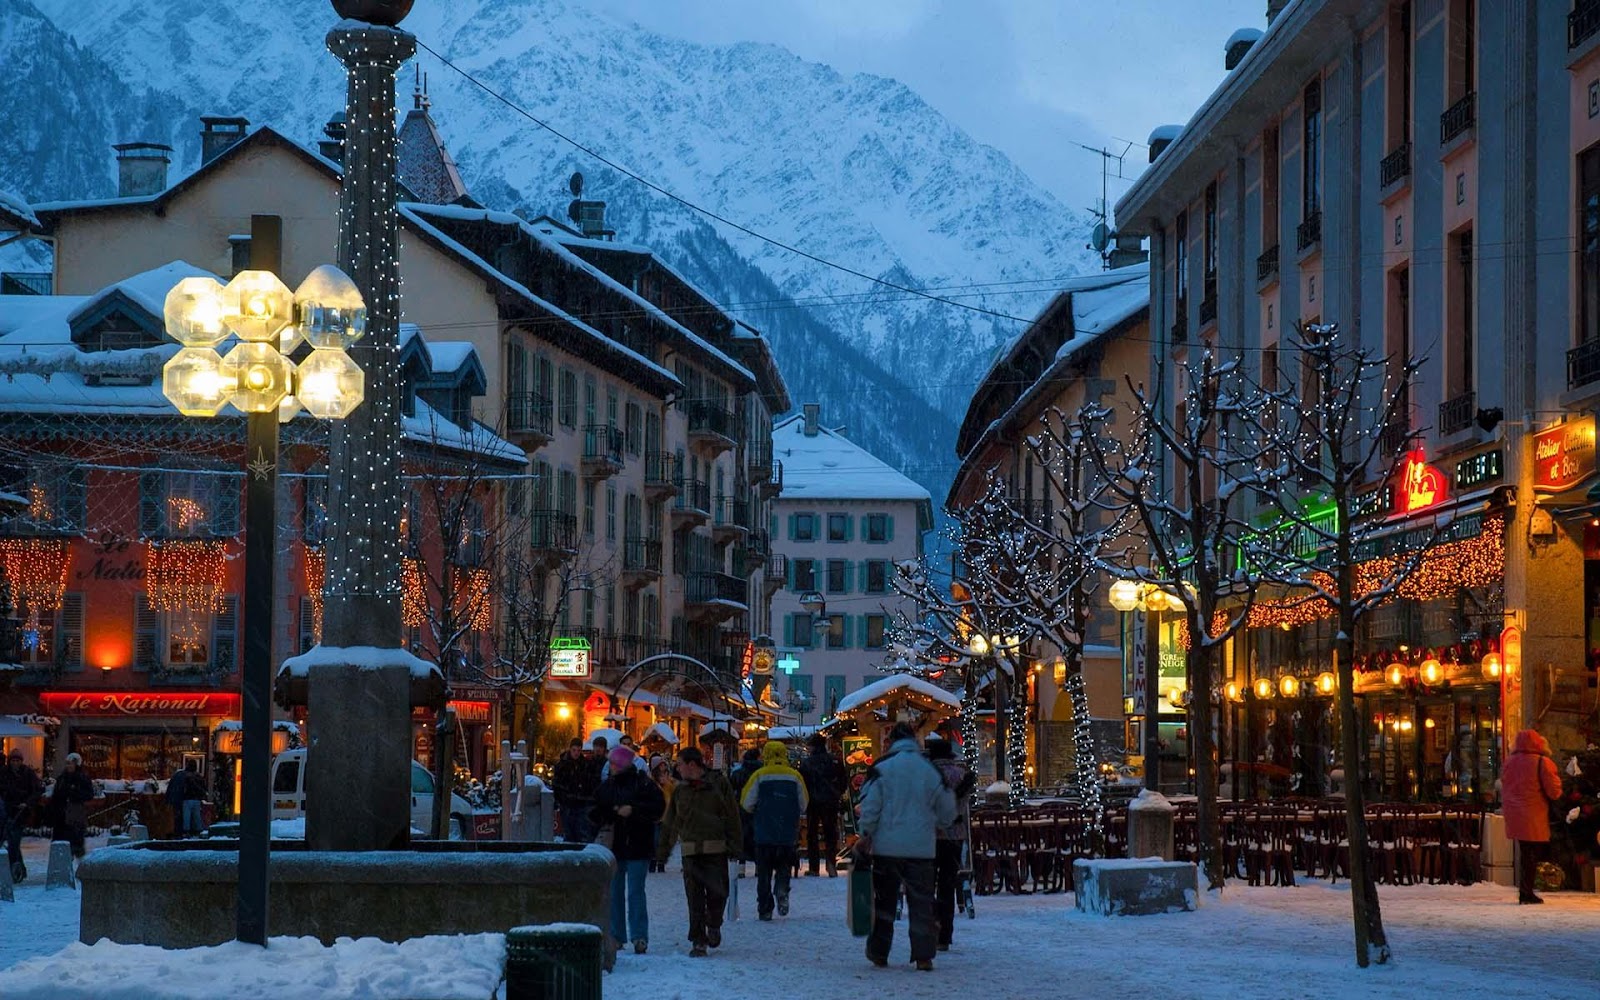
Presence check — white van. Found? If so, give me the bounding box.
[269,749,473,839]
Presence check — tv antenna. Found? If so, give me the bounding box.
[1077,141,1134,269]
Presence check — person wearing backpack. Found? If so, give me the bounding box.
[925,736,977,950]
[797,734,847,877]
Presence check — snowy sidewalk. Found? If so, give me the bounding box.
[4,839,1598,999]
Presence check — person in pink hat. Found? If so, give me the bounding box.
[592,745,665,952]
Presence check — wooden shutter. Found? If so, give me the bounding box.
[134,594,159,671]
[212,595,238,673]
[844,514,854,541]
[59,592,84,671]
[842,560,855,593]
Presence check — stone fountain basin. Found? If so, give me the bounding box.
[78,840,616,966]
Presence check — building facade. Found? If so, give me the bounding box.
[1114,0,1599,801]
[769,404,932,718]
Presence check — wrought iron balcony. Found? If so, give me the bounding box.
[671,478,711,524]
[505,391,552,442]
[1296,211,1322,253]
[1198,293,1218,328]
[764,552,788,595]
[1440,92,1476,145]
[1379,142,1412,188]
[687,401,737,457]
[687,571,749,607]
[1568,339,1600,389]
[1573,0,1600,48]
[581,424,624,477]
[759,459,783,498]
[712,496,750,544]
[622,536,662,587]
[1438,391,1476,437]
[1256,244,1279,283]
[529,509,577,555]
[644,450,679,497]
[1380,420,1411,456]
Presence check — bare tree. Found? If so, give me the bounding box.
[1086,350,1279,890]
[1253,321,1436,967]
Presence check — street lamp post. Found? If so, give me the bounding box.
[1109,580,1163,792]
[160,215,366,946]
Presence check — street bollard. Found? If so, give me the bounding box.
[1126,789,1175,861]
[45,841,75,890]
[1,852,13,902]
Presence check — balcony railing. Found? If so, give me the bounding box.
[582,424,624,467]
[714,496,750,532]
[1568,339,1600,389]
[766,551,788,583]
[762,459,783,496]
[1573,0,1600,48]
[1171,296,1187,344]
[529,509,577,552]
[1438,391,1476,436]
[505,391,553,438]
[687,571,749,607]
[1296,211,1322,252]
[1380,420,1410,456]
[623,536,662,574]
[748,442,774,477]
[645,450,678,492]
[1256,244,1279,283]
[1379,142,1412,188]
[687,402,736,440]
[673,478,710,515]
[1198,293,1217,328]
[1440,92,1476,145]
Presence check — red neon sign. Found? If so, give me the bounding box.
[40,691,241,718]
[1396,450,1448,515]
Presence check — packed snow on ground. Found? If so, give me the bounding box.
[4,834,1599,999]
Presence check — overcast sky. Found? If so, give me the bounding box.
[589,0,1267,217]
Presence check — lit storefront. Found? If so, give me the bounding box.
[40,690,241,783]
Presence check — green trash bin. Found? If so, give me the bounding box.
[504,924,603,1000]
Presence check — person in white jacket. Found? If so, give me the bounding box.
[855,723,956,972]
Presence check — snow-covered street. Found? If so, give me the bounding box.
[4,835,1598,1000]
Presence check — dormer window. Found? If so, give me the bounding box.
[69,290,164,386]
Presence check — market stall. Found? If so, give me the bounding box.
[830,674,963,750]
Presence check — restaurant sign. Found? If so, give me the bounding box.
[1532,417,1596,493]
[40,692,242,718]
[1395,450,1448,515]
[548,637,591,678]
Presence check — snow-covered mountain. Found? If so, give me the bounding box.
[3,0,1102,507]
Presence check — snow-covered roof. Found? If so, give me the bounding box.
[277,644,441,680]
[834,674,962,716]
[0,188,40,231]
[403,399,524,463]
[772,413,930,503]
[642,722,679,745]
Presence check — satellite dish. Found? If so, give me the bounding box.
[1090,222,1111,253]
[568,172,584,198]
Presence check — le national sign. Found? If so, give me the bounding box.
[1532,417,1596,493]
[40,692,242,718]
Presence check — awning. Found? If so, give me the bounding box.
[0,717,45,738]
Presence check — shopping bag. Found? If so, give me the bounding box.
[846,852,873,937]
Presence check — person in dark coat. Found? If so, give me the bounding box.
[729,747,763,876]
[592,745,665,953]
[656,747,741,957]
[797,734,847,877]
[164,765,191,838]
[926,736,977,950]
[1,749,44,881]
[1501,728,1563,904]
[551,738,597,843]
[50,752,96,859]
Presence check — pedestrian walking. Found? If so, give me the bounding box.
[164,764,191,838]
[1501,727,1563,904]
[592,745,665,954]
[925,736,977,950]
[657,747,742,957]
[729,747,763,877]
[50,752,96,859]
[182,762,208,838]
[1,749,43,883]
[855,723,955,972]
[797,733,847,877]
[739,741,808,920]
[552,738,599,843]
[649,754,676,872]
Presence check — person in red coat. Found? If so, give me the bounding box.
[1501,728,1563,904]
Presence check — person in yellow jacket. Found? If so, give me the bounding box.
[739,741,809,920]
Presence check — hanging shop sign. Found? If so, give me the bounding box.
[548,637,592,678]
[1500,625,1522,720]
[40,691,241,718]
[1532,417,1596,493]
[1395,450,1449,515]
[448,699,493,724]
[751,643,775,676]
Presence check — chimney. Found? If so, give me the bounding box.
[1225,28,1263,70]
[1147,125,1182,163]
[200,115,250,165]
[802,403,820,437]
[1266,0,1289,24]
[319,112,347,165]
[113,142,173,197]
[565,171,615,240]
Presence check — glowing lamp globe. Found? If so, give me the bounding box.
[1108,579,1141,612]
[1386,663,1407,687]
[1481,651,1503,678]
[1279,674,1300,698]
[294,264,367,350]
[1253,677,1274,699]
[295,349,365,419]
[163,276,230,348]
[1315,671,1337,695]
[1224,681,1241,703]
[1141,587,1166,612]
[221,341,293,413]
[1420,658,1443,684]
[222,270,295,344]
[968,634,990,656]
[162,347,232,416]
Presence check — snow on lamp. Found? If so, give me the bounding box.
[162,347,232,417]
[221,341,294,413]
[163,277,230,348]
[222,270,296,347]
[1108,579,1140,612]
[295,349,365,419]
[294,264,367,350]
